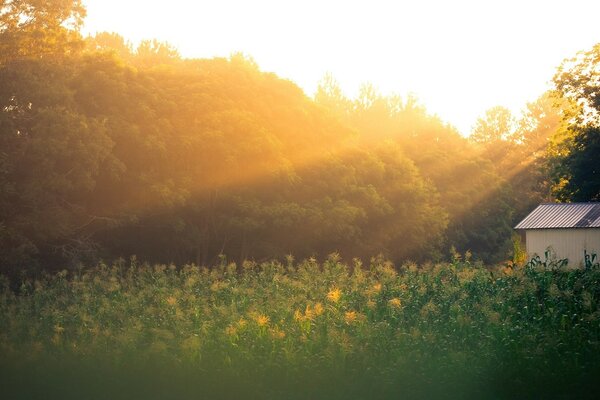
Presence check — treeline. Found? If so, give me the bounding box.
[0,1,598,271]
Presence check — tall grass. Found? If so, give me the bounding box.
[1,254,600,399]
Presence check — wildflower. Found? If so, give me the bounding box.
[420,301,439,317]
[464,250,472,262]
[225,325,237,336]
[367,299,376,309]
[388,297,402,309]
[270,327,286,339]
[373,283,382,293]
[210,281,228,292]
[166,296,177,306]
[344,310,357,324]
[314,302,324,316]
[327,288,341,303]
[237,318,247,328]
[185,277,197,288]
[108,281,120,292]
[256,314,270,327]
[304,305,315,321]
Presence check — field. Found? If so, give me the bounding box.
[1,255,600,399]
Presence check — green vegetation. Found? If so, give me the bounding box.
[1,257,600,399]
[2,2,600,398]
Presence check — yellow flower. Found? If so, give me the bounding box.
[327,288,341,303]
[304,305,315,321]
[373,283,382,292]
[344,310,357,324]
[184,276,197,288]
[270,327,286,339]
[294,309,304,322]
[256,314,270,327]
[210,281,228,292]
[166,296,177,306]
[314,302,324,316]
[225,325,237,336]
[367,299,376,309]
[388,297,402,309]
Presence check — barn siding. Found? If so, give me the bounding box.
[525,229,600,267]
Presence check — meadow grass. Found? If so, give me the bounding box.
[1,254,600,399]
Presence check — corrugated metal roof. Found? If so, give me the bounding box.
[515,203,600,229]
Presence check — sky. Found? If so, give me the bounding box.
[82,0,600,135]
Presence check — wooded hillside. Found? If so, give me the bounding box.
[1,0,598,271]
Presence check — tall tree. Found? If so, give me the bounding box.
[551,43,600,201]
[554,43,600,125]
[0,0,85,62]
[550,125,600,201]
[471,106,517,144]
[0,59,114,268]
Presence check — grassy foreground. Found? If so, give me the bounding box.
[1,255,600,399]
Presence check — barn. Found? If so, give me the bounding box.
[515,203,600,267]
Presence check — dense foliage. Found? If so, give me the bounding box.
[552,43,600,201]
[1,257,600,399]
[0,0,598,271]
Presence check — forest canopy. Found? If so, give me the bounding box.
[0,0,597,271]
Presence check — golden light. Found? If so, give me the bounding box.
[82,0,600,135]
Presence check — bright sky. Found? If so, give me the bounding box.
[82,0,600,135]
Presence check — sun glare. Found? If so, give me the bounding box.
[81,0,600,135]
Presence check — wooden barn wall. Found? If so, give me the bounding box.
[525,229,600,267]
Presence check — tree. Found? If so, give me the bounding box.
[85,32,133,60]
[554,43,600,125]
[0,59,114,268]
[134,39,180,67]
[551,43,600,201]
[315,73,352,120]
[0,0,86,62]
[470,106,517,144]
[551,125,600,201]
